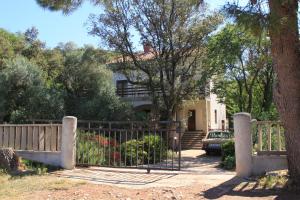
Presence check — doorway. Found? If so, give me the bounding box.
[188,110,196,131]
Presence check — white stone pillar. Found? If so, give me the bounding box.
[233,112,252,177]
[61,116,77,169]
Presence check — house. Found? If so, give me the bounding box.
[111,45,227,149]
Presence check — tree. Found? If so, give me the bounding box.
[36,0,222,120]
[0,56,64,122]
[225,0,300,185]
[207,24,276,120]
[57,45,131,120]
[0,29,25,69]
[94,0,223,120]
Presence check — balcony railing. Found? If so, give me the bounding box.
[116,85,209,98]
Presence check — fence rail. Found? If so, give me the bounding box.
[116,85,209,98]
[0,124,62,152]
[76,120,182,171]
[251,120,286,155]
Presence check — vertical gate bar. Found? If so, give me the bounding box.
[81,129,84,164]
[178,121,182,170]
[136,127,138,168]
[76,127,79,164]
[125,130,127,167]
[78,129,85,164]
[103,129,106,166]
[142,128,145,166]
[91,128,94,165]
[109,122,111,166]
[86,123,89,164]
[0,126,3,147]
[160,129,162,169]
[166,126,169,168]
[277,124,281,151]
[114,129,116,166]
[130,125,133,166]
[94,129,96,165]
[119,130,121,166]
[172,124,174,170]
[154,128,156,166]
[86,129,89,165]
[148,127,150,170]
[98,127,101,166]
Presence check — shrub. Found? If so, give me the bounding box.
[121,135,168,165]
[77,130,168,166]
[222,155,235,170]
[221,140,235,170]
[120,139,146,166]
[143,135,167,163]
[76,130,121,166]
[221,140,235,161]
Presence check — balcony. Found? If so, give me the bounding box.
[116,85,209,99]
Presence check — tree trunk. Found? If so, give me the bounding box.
[269,0,300,185]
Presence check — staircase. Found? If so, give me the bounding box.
[181,131,206,150]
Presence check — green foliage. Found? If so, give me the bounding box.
[222,156,235,170]
[221,140,235,170]
[206,24,278,121]
[76,130,121,166]
[0,28,132,123]
[0,56,64,122]
[121,135,167,165]
[59,46,131,120]
[21,159,60,175]
[76,137,107,165]
[221,140,235,160]
[143,135,167,163]
[0,29,25,68]
[121,139,146,166]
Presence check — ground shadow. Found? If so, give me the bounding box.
[53,168,177,186]
[202,176,300,199]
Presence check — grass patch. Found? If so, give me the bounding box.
[0,158,85,200]
[0,173,86,200]
[259,174,288,189]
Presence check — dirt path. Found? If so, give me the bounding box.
[18,178,299,200]
[53,150,235,189]
[4,150,299,200]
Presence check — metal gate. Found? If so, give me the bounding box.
[76,120,182,171]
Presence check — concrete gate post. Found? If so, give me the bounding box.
[233,112,252,177]
[61,116,77,169]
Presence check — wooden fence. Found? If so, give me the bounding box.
[0,124,62,152]
[251,121,286,155]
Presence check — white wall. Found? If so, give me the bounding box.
[209,91,226,130]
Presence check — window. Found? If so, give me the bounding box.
[214,109,217,124]
[116,80,128,97]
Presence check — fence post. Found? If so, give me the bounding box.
[233,112,252,177]
[61,116,77,169]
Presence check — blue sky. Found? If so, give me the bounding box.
[0,0,241,49]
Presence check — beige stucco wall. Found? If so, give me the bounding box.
[208,80,227,130]
[177,99,208,133]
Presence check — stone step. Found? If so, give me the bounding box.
[181,136,204,139]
